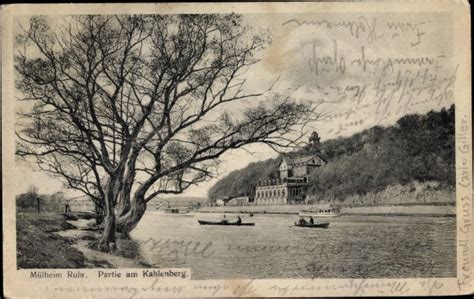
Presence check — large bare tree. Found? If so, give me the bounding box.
[15,14,316,251]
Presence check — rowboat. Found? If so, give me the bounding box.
[294,222,330,228]
[198,220,255,226]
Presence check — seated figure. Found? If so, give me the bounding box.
[221,214,228,224]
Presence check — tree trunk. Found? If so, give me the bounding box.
[98,209,117,252]
[116,153,138,217]
[116,196,147,234]
[116,192,131,217]
[97,177,119,252]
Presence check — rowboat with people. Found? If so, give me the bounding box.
[198,214,254,226]
[295,215,330,228]
[294,222,330,228]
[198,220,255,226]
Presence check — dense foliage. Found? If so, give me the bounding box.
[208,158,281,200]
[208,105,455,201]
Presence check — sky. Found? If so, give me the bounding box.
[13,12,457,198]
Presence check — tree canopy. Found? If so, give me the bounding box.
[15,14,316,250]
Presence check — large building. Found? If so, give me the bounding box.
[255,154,326,205]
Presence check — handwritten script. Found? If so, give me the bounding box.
[279,14,455,135]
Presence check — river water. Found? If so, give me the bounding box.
[129,212,456,280]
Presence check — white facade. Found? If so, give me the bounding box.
[255,182,288,205]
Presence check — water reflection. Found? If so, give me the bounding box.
[129,212,456,280]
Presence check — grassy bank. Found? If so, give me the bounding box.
[17,212,151,269]
[16,213,86,268]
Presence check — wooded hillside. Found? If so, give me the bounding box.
[208,105,455,202]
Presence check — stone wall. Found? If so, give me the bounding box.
[307,181,455,206]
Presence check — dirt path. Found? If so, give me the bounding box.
[57,219,148,268]
[72,240,145,268]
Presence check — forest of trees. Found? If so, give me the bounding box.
[208,105,455,202]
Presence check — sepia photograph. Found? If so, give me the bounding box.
[3,2,472,297]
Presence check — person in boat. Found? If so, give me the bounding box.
[309,216,314,224]
[236,216,242,224]
[298,217,307,225]
[221,214,228,224]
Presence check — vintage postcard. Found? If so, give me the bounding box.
[2,1,472,297]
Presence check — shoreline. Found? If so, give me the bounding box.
[17,213,149,269]
[17,213,90,269]
[196,211,455,217]
[58,219,152,268]
[197,203,456,217]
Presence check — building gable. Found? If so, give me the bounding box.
[279,156,294,169]
[291,154,326,166]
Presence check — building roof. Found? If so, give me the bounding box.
[280,154,326,167]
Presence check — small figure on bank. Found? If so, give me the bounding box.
[236,216,242,224]
[221,214,228,224]
[309,216,314,224]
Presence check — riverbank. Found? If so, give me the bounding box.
[16,212,149,269]
[17,213,87,268]
[197,203,455,217]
